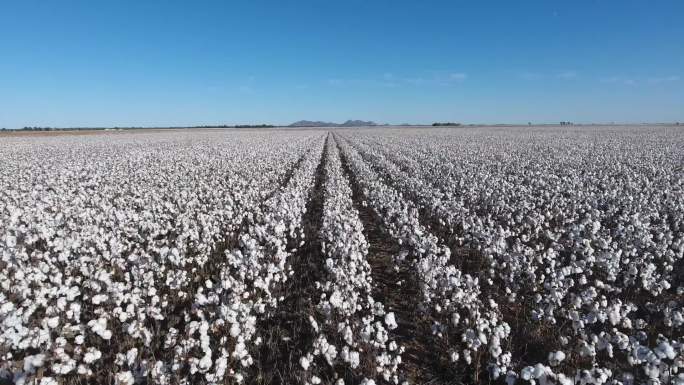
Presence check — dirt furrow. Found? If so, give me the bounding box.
[343,137,568,377]
[333,134,452,385]
[251,135,329,385]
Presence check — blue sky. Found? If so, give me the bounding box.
[1,0,682,127]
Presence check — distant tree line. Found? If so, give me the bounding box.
[234,124,274,128]
[20,126,59,131]
[16,126,135,131]
[432,122,462,127]
[5,124,276,132]
[560,121,574,126]
[195,124,275,128]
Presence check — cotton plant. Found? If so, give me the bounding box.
[299,139,403,383]
[0,130,325,384]
[1,126,683,384]
[341,126,684,383]
[337,136,513,380]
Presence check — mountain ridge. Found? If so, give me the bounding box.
[289,119,378,127]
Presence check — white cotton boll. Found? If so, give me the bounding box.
[329,290,344,309]
[83,348,102,364]
[115,371,135,385]
[0,301,14,314]
[39,378,58,385]
[199,354,213,372]
[52,360,76,375]
[300,355,311,370]
[92,294,108,305]
[322,343,338,366]
[309,316,319,333]
[343,325,354,346]
[75,335,85,345]
[77,364,93,376]
[56,337,68,347]
[579,341,596,357]
[532,364,547,379]
[548,350,566,366]
[23,354,46,374]
[655,341,676,360]
[126,348,138,366]
[311,376,322,384]
[490,344,502,358]
[384,312,398,330]
[521,366,534,381]
[348,351,360,369]
[450,351,460,362]
[360,379,376,385]
[230,323,241,338]
[557,374,574,385]
[47,317,59,329]
[88,318,112,340]
[5,235,17,248]
[451,312,460,326]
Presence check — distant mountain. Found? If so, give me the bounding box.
[289,120,378,127]
[289,120,338,127]
[339,120,377,127]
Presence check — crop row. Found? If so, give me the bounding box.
[340,128,683,385]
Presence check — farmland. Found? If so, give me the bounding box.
[1,126,682,385]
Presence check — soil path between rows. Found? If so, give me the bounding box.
[252,134,329,384]
[344,136,567,377]
[333,134,449,385]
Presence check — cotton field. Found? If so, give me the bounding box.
[1,126,682,385]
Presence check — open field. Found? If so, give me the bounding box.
[1,126,683,385]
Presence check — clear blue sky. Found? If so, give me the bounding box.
[1,0,683,127]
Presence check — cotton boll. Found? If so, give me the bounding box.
[5,235,17,248]
[126,348,138,367]
[521,366,534,381]
[672,374,684,385]
[88,318,112,340]
[384,312,398,330]
[23,354,46,374]
[199,353,213,373]
[46,317,59,329]
[52,360,77,375]
[548,350,566,366]
[300,354,312,371]
[450,351,459,362]
[39,378,57,385]
[83,348,102,364]
[115,371,135,385]
[230,323,241,338]
[77,364,93,376]
[92,294,108,305]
